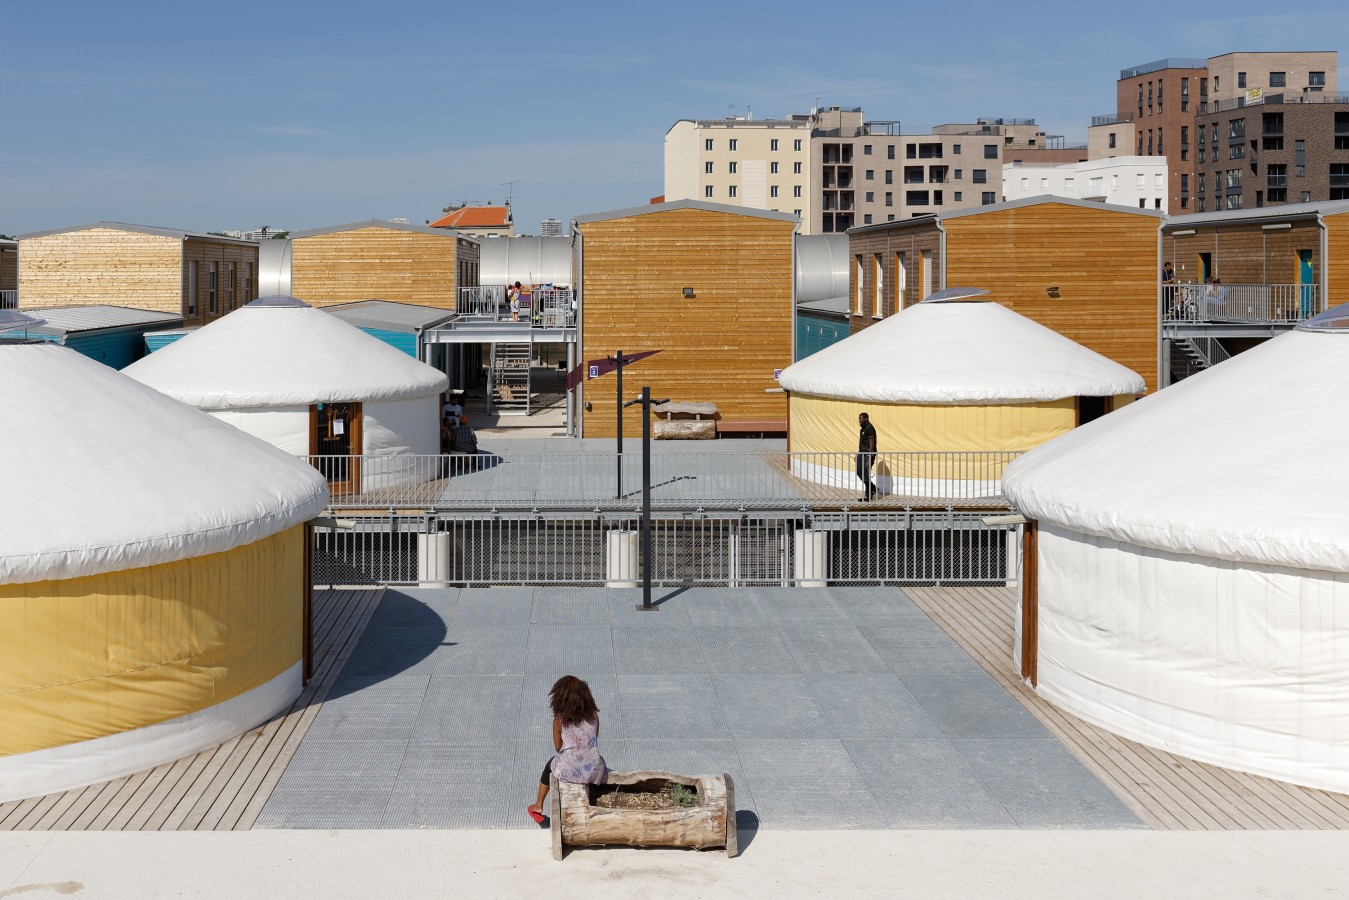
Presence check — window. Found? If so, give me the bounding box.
[864,144,872,155]
[770,161,779,174]
[1181,77,1190,112]
[1336,112,1349,150]
[1139,199,1147,209]
[1302,192,1311,203]
[705,139,713,151]
[1158,127,1163,154]
[863,214,872,224]
[873,255,883,316]
[208,262,218,315]
[245,263,253,303]
[770,185,779,198]
[981,192,996,205]
[1138,134,1143,155]
[1108,132,1116,149]
[888,214,895,221]
[952,144,961,155]
[1331,164,1349,200]
[954,169,963,180]
[793,139,802,151]
[794,209,802,217]
[884,192,893,207]
[1226,195,1243,210]
[1064,177,1075,191]
[1267,164,1287,203]
[1230,143,1245,160]
[887,146,895,159]
[1157,80,1163,112]
[865,191,875,202]
[728,185,737,198]
[1020,177,1029,191]
[770,138,779,151]
[187,261,198,317]
[1225,169,1243,190]
[934,190,943,205]
[983,144,997,159]
[854,256,864,315]
[1310,71,1326,87]
[954,192,962,201]
[705,161,713,174]
[704,185,713,198]
[728,139,738,151]
[1229,118,1245,139]
[865,169,874,180]
[1112,174,1118,190]
[1155,174,1164,190]
[1147,129,1153,154]
[793,185,802,197]
[906,191,930,207]
[884,170,893,184]
[729,161,737,174]
[1269,72,1286,88]
[972,169,988,183]
[1137,173,1145,189]
[1181,125,1189,160]
[1214,75,1220,92]
[228,262,236,310]
[793,162,802,174]
[1155,198,1162,210]
[1238,72,1247,89]
[1040,178,1048,191]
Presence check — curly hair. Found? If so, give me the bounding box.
[549,675,599,727]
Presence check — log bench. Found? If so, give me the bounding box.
[714,418,787,438]
[550,770,737,859]
[654,401,718,441]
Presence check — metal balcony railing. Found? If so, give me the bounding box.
[1163,283,1318,323]
[0,291,16,310]
[454,286,575,327]
[306,449,1022,513]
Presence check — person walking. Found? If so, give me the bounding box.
[857,411,877,501]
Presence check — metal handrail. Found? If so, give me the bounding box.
[1162,283,1318,323]
[454,286,575,327]
[0,291,16,310]
[305,449,1022,512]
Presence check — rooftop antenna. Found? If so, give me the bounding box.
[502,180,521,208]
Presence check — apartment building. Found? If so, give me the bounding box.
[666,108,1045,234]
[1003,156,1169,212]
[1114,52,1340,213]
[664,116,813,224]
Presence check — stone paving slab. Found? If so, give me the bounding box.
[260,586,1144,830]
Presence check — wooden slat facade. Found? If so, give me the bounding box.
[1165,219,1321,292]
[0,241,17,293]
[849,201,1161,392]
[576,207,794,438]
[905,585,1349,830]
[0,587,382,832]
[290,225,479,311]
[1322,211,1349,300]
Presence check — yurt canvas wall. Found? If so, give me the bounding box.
[779,297,1144,497]
[1002,309,1349,792]
[0,341,328,802]
[123,298,449,492]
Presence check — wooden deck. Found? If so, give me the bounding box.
[906,585,1349,830]
[0,588,383,832]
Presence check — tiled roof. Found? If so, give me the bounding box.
[429,206,512,229]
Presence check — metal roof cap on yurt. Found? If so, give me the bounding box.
[0,343,328,585]
[778,290,1145,403]
[122,295,448,408]
[1002,305,1349,573]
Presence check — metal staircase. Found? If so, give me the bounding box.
[1170,336,1232,383]
[490,342,532,414]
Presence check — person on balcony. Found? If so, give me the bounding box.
[857,412,878,501]
[1162,261,1175,284]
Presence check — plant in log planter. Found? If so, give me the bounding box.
[550,770,737,860]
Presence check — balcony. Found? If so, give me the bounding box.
[454,286,575,329]
[1163,283,1318,324]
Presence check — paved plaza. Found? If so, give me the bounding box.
[257,586,1140,831]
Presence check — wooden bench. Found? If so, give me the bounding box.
[714,418,786,438]
[654,401,718,441]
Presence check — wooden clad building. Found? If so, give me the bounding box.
[574,200,796,438]
[16,223,259,328]
[289,221,480,311]
[848,197,1163,392]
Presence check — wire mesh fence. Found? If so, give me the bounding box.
[312,511,1015,588]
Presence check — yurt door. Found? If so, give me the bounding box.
[310,402,362,496]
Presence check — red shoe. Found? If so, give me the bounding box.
[527,805,545,824]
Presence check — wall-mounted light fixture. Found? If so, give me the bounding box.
[1261,223,1293,231]
[681,287,696,298]
[1171,229,1196,237]
[1046,285,1061,298]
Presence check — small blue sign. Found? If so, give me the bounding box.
[589,365,600,378]
[773,369,783,380]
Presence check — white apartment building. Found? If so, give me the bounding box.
[664,116,813,225]
[667,108,1048,234]
[1002,156,1170,212]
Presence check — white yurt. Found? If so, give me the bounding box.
[0,317,328,801]
[777,289,1145,497]
[1002,305,1349,792]
[124,296,449,493]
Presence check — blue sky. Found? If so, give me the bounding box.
[3,0,1348,236]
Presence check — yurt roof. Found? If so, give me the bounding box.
[123,297,449,408]
[778,298,1145,403]
[1002,312,1349,572]
[0,344,328,585]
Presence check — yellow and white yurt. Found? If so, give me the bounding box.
[778,289,1145,497]
[1002,306,1349,792]
[123,296,449,493]
[0,320,328,802]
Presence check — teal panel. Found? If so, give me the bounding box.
[145,332,190,353]
[796,313,850,361]
[67,331,144,370]
[361,328,418,358]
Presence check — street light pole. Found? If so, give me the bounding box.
[624,386,668,611]
[610,349,626,499]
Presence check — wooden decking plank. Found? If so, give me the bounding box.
[87,769,153,831]
[158,734,247,831]
[10,792,64,831]
[67,777,128,831]
[910,588,1219,830]
[138,741,226,831]
[1221,767,1339,829]
[173,730,263,830]
[0,797,42,830]
[233,588,384,829]
[123,755,198,831]
[103,761,176,831]
[212,590,380,830]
